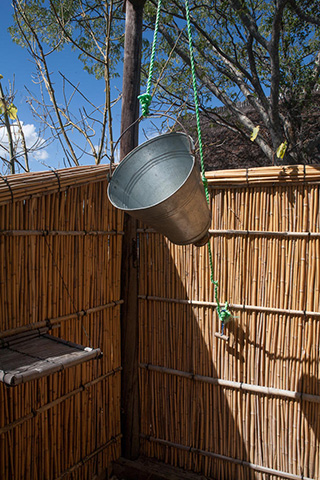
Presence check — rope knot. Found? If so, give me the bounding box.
[220,302,233,324]
[202,174,208,188]
[138,93,152,116]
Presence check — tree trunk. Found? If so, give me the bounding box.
[120,0,145,460]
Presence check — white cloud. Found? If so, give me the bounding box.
[33,148,49,161]
[22,123,40,147]
[0,122,49,166]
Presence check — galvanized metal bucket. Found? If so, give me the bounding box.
[107,132,211,246]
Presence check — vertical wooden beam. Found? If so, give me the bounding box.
[120,0,145,160]
[120,0,145,460]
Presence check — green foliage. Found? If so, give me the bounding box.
[7,104,18,120]
[276,140,288,159]
[250,126,260,142]
[9,0,320,164]
[0,76,18,119]
[142,0,320,162]
[10,0,73,49]
[147,0,319,101]
[10,0,125,80]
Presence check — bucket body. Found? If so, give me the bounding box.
[107,132,211,246]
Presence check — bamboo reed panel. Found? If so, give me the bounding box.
[0,165,111,206]
[205,163,320,186]
[138,294,320,318]
[208,229,320,238]
[0,367,122,435]
[0,229,124,236]
[0,168,123,479]
[138,227,320,238]
[138,168,320,479]
[0,300,124,339]
[54,434,122,480]
[139,362,320,403]
[140,434,314,480]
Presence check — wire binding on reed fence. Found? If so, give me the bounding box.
[139,363,320,403]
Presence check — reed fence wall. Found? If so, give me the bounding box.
[138,164,320,480]
[0,166,123,480]
[1,163,320,480]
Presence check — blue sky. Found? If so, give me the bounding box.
[0,2,125,173]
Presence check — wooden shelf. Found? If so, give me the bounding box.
[0,328,101,386]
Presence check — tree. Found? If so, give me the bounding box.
[141,0,320,165]
[10,0,126,168]
[10,0,320,168]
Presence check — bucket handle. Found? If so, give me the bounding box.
[109,113,195,178]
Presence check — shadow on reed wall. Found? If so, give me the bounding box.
[298,373,320,442]
[138,233,250,479]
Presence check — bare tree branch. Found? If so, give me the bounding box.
[227,0,269,50]
[289,0,320,27]
[158,23,274,161]
[0,82,16,173]
[14,0,80,166]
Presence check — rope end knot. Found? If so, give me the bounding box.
[138,93,152,116]
[220,302,233,324]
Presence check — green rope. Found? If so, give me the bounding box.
[138,0,232,332]
[213,280,233,332]
[185,0,231,331]
[138,0,162,116]
[184,0,208,202]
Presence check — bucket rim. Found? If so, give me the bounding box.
[117,131,194,164]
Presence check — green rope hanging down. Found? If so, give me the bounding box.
[184,0,232,332]
[184,0,208,203]
[138,0,162,116]
[138,0,233,333]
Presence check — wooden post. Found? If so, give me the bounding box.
[120,0,145,460]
